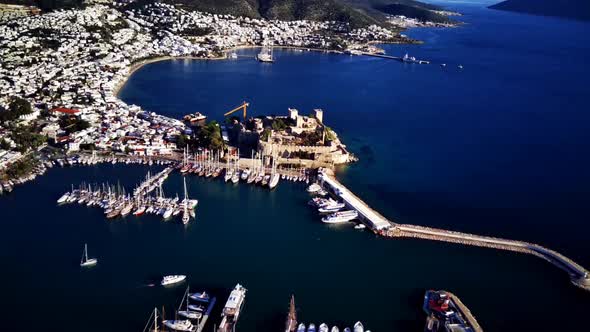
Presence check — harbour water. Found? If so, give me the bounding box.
[1,1,590,331]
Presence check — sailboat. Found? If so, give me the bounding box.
[257,44,274,63]
[182,177,190,225]
[80,243,98,267]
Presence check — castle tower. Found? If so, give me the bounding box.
[313,109,323,123]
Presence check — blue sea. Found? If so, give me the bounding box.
[1,1,589,331]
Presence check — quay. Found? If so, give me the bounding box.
[195,296,216,332]
[316,169,590,292]
[423,290,482,332]
[361,52,430,64]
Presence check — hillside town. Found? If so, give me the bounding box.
[0,1,408,188]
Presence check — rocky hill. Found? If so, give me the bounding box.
[1,0,455,27]
[490,0,590,21]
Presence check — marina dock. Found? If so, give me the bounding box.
[195,296,216,332]
[317,169,590,291]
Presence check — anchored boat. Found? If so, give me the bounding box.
[80,243,97,267]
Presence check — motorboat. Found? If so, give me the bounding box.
[161,275,186,286]
[319,323,329,332]
[354,322,364,332]
[297,323,306,332]
[308,323,316,332]
[178,310,202,320]
[189,291,210,303]
[162,320,194,332]
[322,210,358,224]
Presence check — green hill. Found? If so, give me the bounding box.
[0,0,454,28]
[490,0,590,21]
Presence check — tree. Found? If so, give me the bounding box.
[0,97,32,122]
[324,126,336,142]
[272,118,288,131]
[0,138,10,150]
[58,116,90,134]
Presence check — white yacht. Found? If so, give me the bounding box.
[161,275,186,286]
[353,322,364,332]
[319,323,329,332]
[163,320,194,331]
[218,283,247,332]
[178,310,202,320]
[322,210,358,224]
[80,243,97,267]
[306,183,322,193]
[330,327,340,332]
[307,323,316,332]
[297,323,306,332]
[318,202,345,213]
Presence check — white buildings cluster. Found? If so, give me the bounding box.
[0,2,404,160]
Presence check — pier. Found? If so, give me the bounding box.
[196,296,216,332]
[317,169,590,291]
[361,52,430,64]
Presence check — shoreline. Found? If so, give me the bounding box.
[113,42,412,97]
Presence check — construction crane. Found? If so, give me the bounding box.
[224,101,250,120]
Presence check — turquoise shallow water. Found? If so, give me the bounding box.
[1,2,590,331]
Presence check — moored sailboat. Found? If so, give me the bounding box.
[80,243,97,267]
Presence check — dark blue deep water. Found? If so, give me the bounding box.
[1,2,590,331]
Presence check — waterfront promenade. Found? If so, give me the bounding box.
[317,170,590,291]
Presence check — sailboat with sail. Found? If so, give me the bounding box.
[80,243,98,267]
[257,44,274,63]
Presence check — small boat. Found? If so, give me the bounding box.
[57,193,70,204]
[178,310,202,320]
[458,65,463,69]
[319,323,329,332]
[354,224,366,230]
[133,205,145,216]
[231,171,240,184]
[353,322,364,332]
[240,169,250,181]
[163,320,194,332]
[80,243,98,267]
[308,323,317,332]
[163,207,174,220]
[120,203,133,217]
[306,183,321,193]
[343,328,351,332]
[331,327,340,332]
[224,169,233,182]
[441,63,447,67]
[161,275,186,286]
[189,291,210,303]
[297,323,306,332]
[188,304,205,312]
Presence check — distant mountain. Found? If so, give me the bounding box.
[164,0,381,28]
[1,0,454,28]
[489,0,590,21]
[166,0,453,27]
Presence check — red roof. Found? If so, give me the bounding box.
[52,107,80,115]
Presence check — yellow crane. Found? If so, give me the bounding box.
[224,101,250,120]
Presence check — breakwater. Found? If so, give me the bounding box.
[318,170,590,291]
